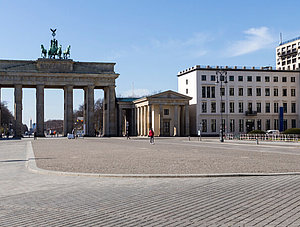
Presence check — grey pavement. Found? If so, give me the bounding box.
[1,139,300,226]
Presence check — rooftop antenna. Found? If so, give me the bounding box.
[280,32,283,45]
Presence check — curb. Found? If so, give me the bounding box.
[26,141,300,178]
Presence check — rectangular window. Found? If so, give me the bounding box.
[282,77,287,82]
[230,102,235,113]
[221,102,225,113]
[274,119,279,130]
[283,103,287,113]
[202,86,206,98]
[292,103,296,113]
[238,76,243,82]
[257,102,261,113]
[257,119,262,130]
[230,119,235,133]
[256,88,261,96]
[238,88,243,96]
[186,89,188,94]
[265,76,270,82]
[248,102,253,112]
[266,119,271,130]
[239,119,244,132]
[202,102,207,113]
[274,88,278,96]
[164,109,169,115]
[211,102,216,113]
[256,76,261,82]
[239,102,244,113]
[273,76,278,82]
[274,103,279,113]
[291,89,296,97]
[265,88,270,96]
[265,103,270,113]
[202,119,207,132]
[220,87,225,96]
[211,119,216,132]
[229,75,234,81]
[247,88,252,96]
[186,79,188,85]
[210,75,216,81]
[247,76,252,82]
[284,119,288,131]
[292,119,297,128]
[202,75,206,81]
[211,87,215,98]
[229,87,234,96]
[283,88,287,96]
[207,87,211,98]
[291,77,296,82]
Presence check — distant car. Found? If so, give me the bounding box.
[266,130,280,135]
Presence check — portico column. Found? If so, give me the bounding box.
[159,104,163,136]
[174,105,178,136]
[118,107,123,136]
[0,87,1,129]
[103,86,117,136]
[144,106,147,136]
[84,86,95,136]
[185,103,190,136]
[140,107,143,136]
[148,104,152,131]
[14,85,22,138]
[64,85,73,136]
[36,85,45,137]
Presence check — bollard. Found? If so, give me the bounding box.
[256,138,259,145]
[188,136,190,141]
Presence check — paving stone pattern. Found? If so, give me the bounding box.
[1,139,300,226]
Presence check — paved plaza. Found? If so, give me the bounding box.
[1,138,300,226]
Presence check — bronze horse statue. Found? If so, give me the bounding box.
[63,45,71,59]
[41,45,47,58]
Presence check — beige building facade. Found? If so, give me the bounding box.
[276,37,300,70]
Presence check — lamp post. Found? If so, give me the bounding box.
[216,70,228,142]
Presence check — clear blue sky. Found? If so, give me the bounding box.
[0,0,299,126]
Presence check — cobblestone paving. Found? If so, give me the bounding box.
[1,139,300,226]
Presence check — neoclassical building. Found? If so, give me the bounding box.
[117,90,191,137]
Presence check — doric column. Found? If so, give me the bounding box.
[103,86,117,136]
[131,108,135,136]
[64,85,73,136]
[84,86,95,136]
[14,85,22,138]
[144,106,147,136]
[174,105,178,136]
[185,103,190,136]
[0,87,1,129]
[148,105,152,131]
[140,107,143,136]
[36,85,45,137]
[159,104,163,136]
[118,107,123,136]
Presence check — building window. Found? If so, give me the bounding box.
[292,119,297,128]
[257,102,261,113]
[211,102,216,113]
[229,76,234,81]
[282,77,287,82]
[186,89,188,94]
[221,102,225,113]
[273,76,278,82]
[211,87,215,98]
[211,119,216,132]
[202,75,206,81]
[220,87,225,96]
[291,77,296,82]
[239,119,244,132]
[239,102,244,113]
[238,76,243,82]
[207,87,211,98]
[283,103,287,113]
[202,119,207,132]
[282,88,287,96]
[284,119,288,131]
[266,119,271,130]
[202,102,207,113]
[238,88,243,96]
[274,103,279,113]
[248,102,253,112]
[256,76,261,82]
[247,88,252,96]
[257,119,262,130]
[291,89,296,97]
[164,109,169,115]
[256,88,261,96]
[247,76,252,82]
[202,86,206,98]
[274,119,279,130]
[265,76,270,82]
[230,119,235,133]
[186,79,188,85]
[265,103,270,113]
[292,103,296,113]
[229,87,234,96]
[265,88,270,96]
[274,88,278,96]
[230,102,235,113]
[211,75,216,81]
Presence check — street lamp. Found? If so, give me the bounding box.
[216,70,228,142]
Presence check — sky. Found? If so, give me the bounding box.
[0,0,300,126]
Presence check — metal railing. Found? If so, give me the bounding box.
[226,133,299,142]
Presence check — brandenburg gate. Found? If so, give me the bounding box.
[0,30,119,137]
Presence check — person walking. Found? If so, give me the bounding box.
[149,128,154,144]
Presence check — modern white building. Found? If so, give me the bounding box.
[276,37,300,70]
[178,65,300,135]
